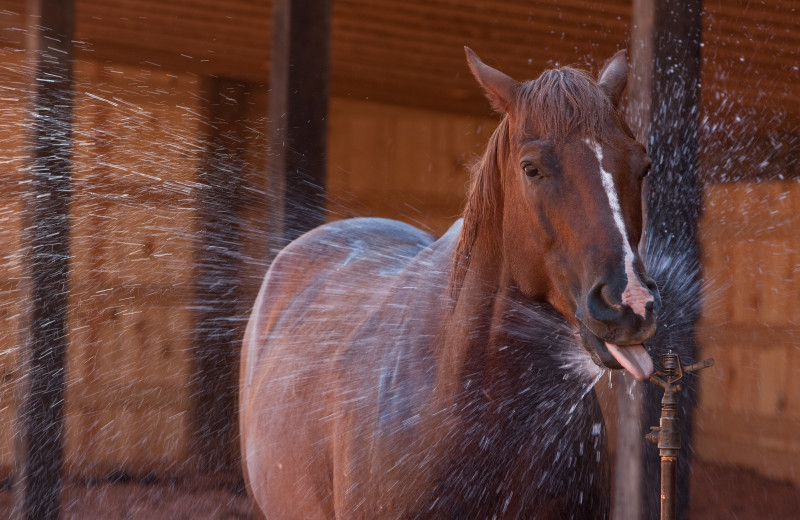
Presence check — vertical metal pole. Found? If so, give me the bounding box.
[656,385,680,520]
[647,0,703,243]
[13,1,74,519]
[612,4,656,519]
[646,353,714,520]
[190,78,248,475]
[660,457,677,520]
[635,0,704,517]
[612,371,644,520]
[269,0,332,244]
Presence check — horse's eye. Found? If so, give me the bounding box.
[522,163,540,178]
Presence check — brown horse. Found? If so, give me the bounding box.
[240,48,660,519]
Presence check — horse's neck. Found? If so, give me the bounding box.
[437,231,581,398]
[435,231,512,397]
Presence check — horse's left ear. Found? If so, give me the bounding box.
[598,49,628,107]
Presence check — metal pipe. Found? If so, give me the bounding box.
[646,351,714,520]
[660,456,677,520]
[657,384,680,520]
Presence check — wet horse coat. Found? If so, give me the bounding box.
[240,48,660,519]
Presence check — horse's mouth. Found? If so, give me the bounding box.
[577,323,654,381]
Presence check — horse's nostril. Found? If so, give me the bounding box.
[643,279,662,315]
[586,277,660,331]
[586,282,623,323]
[600,284,618,307]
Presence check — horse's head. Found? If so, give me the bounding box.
[462,48,661,380]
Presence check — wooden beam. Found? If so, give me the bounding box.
[189,77,249,474]
[610,2,654,518]
[269,0,332,243]
[636,1,704,518]
[611,372,645,520]
[13,1,74,519]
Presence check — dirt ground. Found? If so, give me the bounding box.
[1,459,798,519]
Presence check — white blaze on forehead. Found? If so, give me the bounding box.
[586,140,652,318]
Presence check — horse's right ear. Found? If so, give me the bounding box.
[465,47,519,114]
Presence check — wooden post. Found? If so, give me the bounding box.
[611,3,655,518]
[190,78,249,475]
[13,1,74,519]
[269,0,332,243]
[611,373,645,520]
[631,0,703,518]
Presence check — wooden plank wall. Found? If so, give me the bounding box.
[695,180,800,487]
[64,61,203,476]
[0,49,25,477]
[327,98,493,235]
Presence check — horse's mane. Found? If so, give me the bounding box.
[449,117,508,301]
[449,66,615,299]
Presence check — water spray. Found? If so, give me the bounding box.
[645,351,714,520]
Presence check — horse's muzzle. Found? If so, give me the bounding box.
[575,275,661,380]
[582,276,661,345]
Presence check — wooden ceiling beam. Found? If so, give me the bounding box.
[340,0,631,26]
[705,0,800,27]
[0,0,795,123]
[75,42,268,83]
[77,2,269,36]
[332,3,630,49]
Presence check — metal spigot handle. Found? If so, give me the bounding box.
[682,358,715,374]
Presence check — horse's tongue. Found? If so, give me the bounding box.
[605,342,653,381]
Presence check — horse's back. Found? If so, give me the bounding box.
[240,217,436,518]
[242,217,434,386]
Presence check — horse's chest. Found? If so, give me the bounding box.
[405,388,610,518]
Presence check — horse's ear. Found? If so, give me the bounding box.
[465,47,519,114]
[598,49,628,107]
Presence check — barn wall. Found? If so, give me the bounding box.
[0,49,28,476]
[327,98,494,235]
[64,61,203,476]
[695,180,800,487]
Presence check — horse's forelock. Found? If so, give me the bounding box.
[517,67,613,143]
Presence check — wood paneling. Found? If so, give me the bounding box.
[64,63,202,477]
[65,293,192,476]
[0,50,24,477]
[696,181,800,487]
[0,289,20,475]
[327,98,495,235]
